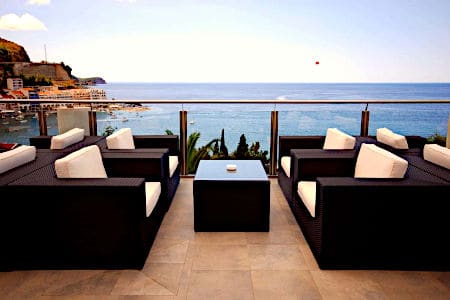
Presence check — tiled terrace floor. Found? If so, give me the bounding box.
[0,178,449,299]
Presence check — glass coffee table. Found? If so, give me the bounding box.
[193,160,270,232]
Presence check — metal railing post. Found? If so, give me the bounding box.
[38,109,47,136]
[447,114,450,148]
[360,104,370,137]
[88,110,97,136]
[270,110,279,176]
[180,110,188,175]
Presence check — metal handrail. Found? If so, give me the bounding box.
[2,99,450,104]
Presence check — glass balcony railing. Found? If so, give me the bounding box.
[1,99,449,175]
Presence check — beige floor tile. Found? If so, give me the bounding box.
[161,211,194,228]
[187,270,254,300]
[148,239,189,264]
[39,296,120,300]
[43,270,121,296]
[111,270,174,296]
[430,271,450,291]
[192,244,250,270]
[297,239,320,271]
[246,229,302,245]
[369,271,450,300]
[194,232,247,245]
[0,270,53,298]
[0,271,36,296]
[156,226,195,241]
[251,270,321,300]
[248,244,308,270]
[142,263,184,294]
[311,270,389,300]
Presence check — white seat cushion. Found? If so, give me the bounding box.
[55,145,107,178]
[297,181,316,218]
[423,144,450,169]
[323,128,356,150]
[169,155,179,178]
[106,128,135,149]
[355,143,408,178]
[281,156,291,178]
[0,145,36,174]
[145,182,161,217]
[50,128,85,150]
[376,128,409,149]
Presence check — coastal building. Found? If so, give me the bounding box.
[6,78,23,90]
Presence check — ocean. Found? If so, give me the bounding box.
[2,83,450,152]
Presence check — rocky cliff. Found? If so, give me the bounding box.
[0,37,30,62]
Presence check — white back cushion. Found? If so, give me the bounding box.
[0,145,36,174]
[169,155,179,178]
[145,182,161,217]
[298,181,316,218]
[55,145,107,178]
[106,128,135,149]
[323,128,356,150]
[281,156,291,178]
[423,144,450,169]
[376,128,409,149]
[355,143,408,178]
[50,128,85,150]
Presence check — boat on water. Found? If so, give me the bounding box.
[122,117,128,122]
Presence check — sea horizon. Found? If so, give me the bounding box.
[2,82,449,150]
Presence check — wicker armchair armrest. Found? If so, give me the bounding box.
[133,135,180,156]
[291,149,356,183]
[101,150,169,181]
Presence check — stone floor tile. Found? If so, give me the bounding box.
[251,270,322,300]
[194,232,247,245]
[246,229,302,245]
[310,270,389,300]
[142,263,184,294]
[187,270,253,300]
[369,271,450,300]
[248,244,308,270]
[110,270,174,296]
[192,244,250,270]
[147,239,189,264]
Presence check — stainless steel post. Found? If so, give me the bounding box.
[180,110,188,175]
[360,104,370,137]
[88,110,97,136]
[270,110,279,176]
[38,109,47,136]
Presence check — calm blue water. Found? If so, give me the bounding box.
[2,83,449,152]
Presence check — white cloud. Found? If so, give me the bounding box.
[116,0,136,3]
[26,0,50,5]
[0,13,47,31]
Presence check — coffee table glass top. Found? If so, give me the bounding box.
[195,160,268,181]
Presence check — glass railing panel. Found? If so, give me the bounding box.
[96,103,181,136]
[277,103,365,137]
[0,111,52,145]
[184,103,272,174]
[368,103,450,138]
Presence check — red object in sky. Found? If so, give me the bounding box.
[315,61,320,65]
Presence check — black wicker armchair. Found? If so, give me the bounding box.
[288,147,450,270]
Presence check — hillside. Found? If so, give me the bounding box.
[0,37,30,62]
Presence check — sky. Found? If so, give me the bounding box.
[1,0,450,83]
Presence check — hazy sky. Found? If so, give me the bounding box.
[1,0,450,82]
